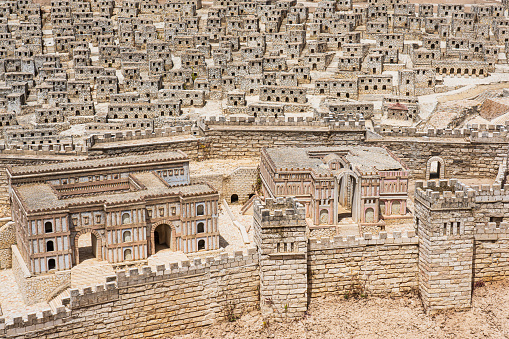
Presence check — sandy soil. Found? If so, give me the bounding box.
[174,280,509,339]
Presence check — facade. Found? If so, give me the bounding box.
[7,151,219,275]
[260,146,409,228]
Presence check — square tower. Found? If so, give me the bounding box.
[254,197,307,321]
[414,179,475,313]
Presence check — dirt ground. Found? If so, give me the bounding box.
[174,280,509,339]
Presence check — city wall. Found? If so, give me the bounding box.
[4,120,507,181]
[1,249,260,338]
[3,218,509,336]
[308,231,419,297]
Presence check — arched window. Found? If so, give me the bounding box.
[123,230,132,242]
[48,258,56,270]
[45,221,53,233]
[197,222,205,233]
[121,213,131,224]
[198,239,205,250]
[231,194,239,203]
[46,240,54,252]
[124,248,132,261]
[196,204,204,216]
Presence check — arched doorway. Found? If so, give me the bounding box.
[152,223,173,254]
[336,171,360,223]
[426,156,445,180]
[74,230,102,264]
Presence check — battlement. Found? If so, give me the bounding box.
[116,247,258,288]
[199,115,366,131]
[0,305,69,336]
[68,279,118,309]
[308,230,417,250]
[253,197,306,223]
[475,222,509,240]
[374,124,509,142]
[415,179,475,210]
[87,124,197,147]
[0,143,86,156]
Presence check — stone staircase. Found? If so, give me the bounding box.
[48,289,70,313]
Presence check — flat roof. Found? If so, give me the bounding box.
[7,151,188,176]
[265,146,404,175]
[14,172,216,213]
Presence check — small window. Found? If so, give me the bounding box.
[45,221,53,233]
[123,230,132,242]
[48,258,56,270]
[197,204,204,216]
[124,248,132,261]
[197,222,205,233]
[198,239,205,250]
[122,213,131,224]
[46,240,55,252]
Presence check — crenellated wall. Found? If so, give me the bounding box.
[3,121,509,180]
[308,231,419,297]
[0,249,260,338]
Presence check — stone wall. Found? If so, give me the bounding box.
[223,167,258,203]
[201,123,366,158]
[369,138,507,179]
[11,245,71,306]
[474,238,509,282]
[1,249,260,338]
[190,166,258,203]
[0,221,14,269]
[308,231,419,297]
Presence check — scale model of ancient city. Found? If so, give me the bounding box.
[0,0,508,336]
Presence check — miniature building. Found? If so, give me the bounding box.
[260,147,409,229]
[7,151,219,275]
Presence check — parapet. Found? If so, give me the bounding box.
[373,123,509,143]
[87,124,197,147]
[0,306,69,336]
[415,178,475,210]
[308,230,418,251]
[198,115,366,131]
[253,197,306,224]
[474,221,509,242]
[116,247,258,288]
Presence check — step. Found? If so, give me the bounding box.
[48,289,70,313]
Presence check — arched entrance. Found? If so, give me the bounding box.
[335,171,361,224]
[426,156,445,180]
[74,230,103,264]
[151,221,175,254]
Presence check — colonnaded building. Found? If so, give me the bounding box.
[7,151,219,275]
[260,146,409,229]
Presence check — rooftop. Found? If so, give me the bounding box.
[265,146,405,175]
[14,172,216,212]
[7,151,188,176]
